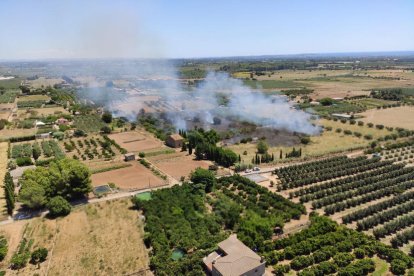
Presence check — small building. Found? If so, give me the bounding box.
[332,113,352,120]
[166,134,184,148]
[124,153,135,161]
[36,133,50,139]
[203,234,266,276]
[35,120,46,127]
[310,101,320,106]
[55,117,69,125]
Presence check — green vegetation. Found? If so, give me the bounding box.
[73,114,106,132]
[10,238,33,269]
[268,214,411,275]
[0,236,7,261]
[132,174,304,275]
[30,247,48,264]
[47,196,72,217]
[243,79,301,89]
[0,90,17,103]
[4,172,15,215]
[19,158,92,209]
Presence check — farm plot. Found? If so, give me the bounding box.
[0,199,150,275]
[108,130,164,153]
[10,140,65,165]
[0,90,18,104]
[269,215,410,276]
[274,155,414,252]
[360,106,414,130]
[61,135,122,162]
[149,152,211,181]
[380,140,414,165]
[73,114,106,132]
[345,97,395,110]
[91,162,165,191]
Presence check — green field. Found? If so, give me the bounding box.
[243,79,303,89]
[0,90,18,104]
[73,114,106,132]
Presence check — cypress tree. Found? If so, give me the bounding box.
[280,150,283,159]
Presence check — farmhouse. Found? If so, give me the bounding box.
[332,113,352,120]
[124,152,135,161]
[166,134,184,148]
[203,235,265,276]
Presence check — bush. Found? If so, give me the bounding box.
[47,196,71,217]
[30,248,48,264]
[138,152,145,158]
[300,136,311,145]
[100,126,111,134]
[16,157,33,166]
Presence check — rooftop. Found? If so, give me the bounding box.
[204,235,264,276]
[169,134,183,140]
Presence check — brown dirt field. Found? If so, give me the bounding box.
[3,199,150,276]
[150,152,211,180]
[360,106,414,130]
[91,162,165,191]
[0,142,9,219]
[109,130,164,153]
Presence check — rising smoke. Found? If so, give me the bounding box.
[66,4,320,135]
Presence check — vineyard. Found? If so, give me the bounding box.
[275,154,414,253]
[73,114,106,132]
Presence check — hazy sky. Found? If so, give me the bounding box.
[0,0,413,59]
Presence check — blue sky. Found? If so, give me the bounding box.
[0,0,413,59]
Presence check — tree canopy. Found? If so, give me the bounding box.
[19,158,92,209]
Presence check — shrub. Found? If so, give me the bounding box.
[138,152,145,158]
[30,248,48,264]
[47,196,71,217]
[16,157,33,166]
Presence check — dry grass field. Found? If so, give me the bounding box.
[17,95,50,102]
[109,130,164,153]
[149,152,211,180]
[229,119,393,164]
[235,69,414,99]
[0,142,9,220]
[17,106,69,119]
[0,199,150,276]
[91,162,165,191]
[360,106,414,130]
[27,77,64,89]
[0,128,37,140]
